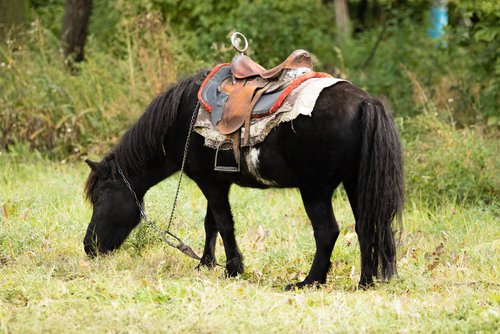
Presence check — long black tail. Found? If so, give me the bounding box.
[357,98,404,281]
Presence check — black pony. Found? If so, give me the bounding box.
[84,71,404,289]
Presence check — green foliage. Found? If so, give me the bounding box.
[0,0,498,207]
[340,4,499,125]
[27,0,65,34]
[0,14,175,157]
[403,113,499,206]
[447,0,500,124]
[0,24,121,157]
[131,0,337,72]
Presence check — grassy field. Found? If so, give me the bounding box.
[0,152,498,333]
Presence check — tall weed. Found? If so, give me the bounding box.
[0,16,176,158]
[403,114,498,206]
[401,68,498,206]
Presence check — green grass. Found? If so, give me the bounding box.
[0,153,498,333]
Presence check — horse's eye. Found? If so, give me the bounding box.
[91,188,103,204]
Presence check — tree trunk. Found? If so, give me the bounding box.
[356,0,368,33]
[0,0,27,40]
[334,0,351,40]
[372,0,382,22]
[61,0,92,65]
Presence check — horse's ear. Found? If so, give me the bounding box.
[85,159,99,171]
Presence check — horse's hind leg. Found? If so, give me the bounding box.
[198,203,218,268]
[344,177,374,288]
[286,187,339,290]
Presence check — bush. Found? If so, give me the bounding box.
[0,15,175,158]
[22,0,498,124]
[1,0,497,207]
[399,66,499,206]
[403,113,499,206]
[120,0,337,73]
[340,5,499,125]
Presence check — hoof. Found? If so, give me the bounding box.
[358,281,375,290]
[358,275,374,290]
[225,259,244,277]
[285,280,321,291]
[197,256,217,270]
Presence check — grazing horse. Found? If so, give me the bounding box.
[83,71,404,289]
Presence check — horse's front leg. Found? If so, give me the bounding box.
[286,187,339,290]
[198,181,244,277]
[198,203,218,269]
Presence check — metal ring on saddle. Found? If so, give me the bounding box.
[231,32,248,54]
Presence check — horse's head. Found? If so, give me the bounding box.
[83,159,141,257]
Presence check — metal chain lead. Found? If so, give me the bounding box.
[166,101,200,232]
[116,101,206,262]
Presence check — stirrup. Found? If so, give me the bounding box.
[214,139,240,172]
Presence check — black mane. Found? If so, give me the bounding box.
[84,71,207,200]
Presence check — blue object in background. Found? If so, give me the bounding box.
[429,1,448,39]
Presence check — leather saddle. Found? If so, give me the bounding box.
[197,33,319,172]
[231,49,313,80]
[199,49,313,145]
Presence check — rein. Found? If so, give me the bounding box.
[117,101,220,266]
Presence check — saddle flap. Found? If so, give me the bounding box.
[216,79,268,135]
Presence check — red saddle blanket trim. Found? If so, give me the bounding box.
[197,64,332,116]
[260,71,332,118]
